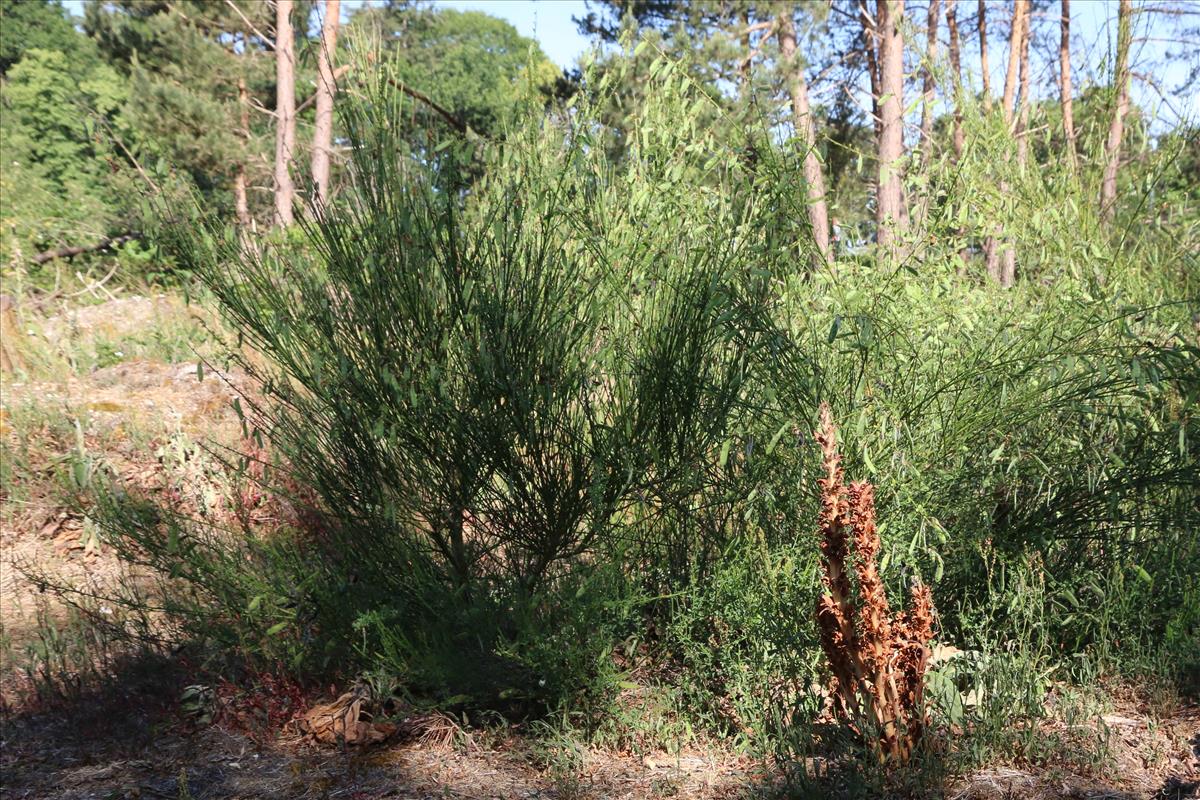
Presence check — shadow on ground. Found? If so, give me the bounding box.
[1,653,436,800]
[1,652,759,799]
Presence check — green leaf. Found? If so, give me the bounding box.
[766,422,791,454]
[72,458,90,490]
[862,445,877,475]
[827,315,842,343]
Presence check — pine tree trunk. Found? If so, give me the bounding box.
[778,7,831,264]
[874,0,906,248]
[987,0,1026,287]
[273,0,297,228]
[919,0,941,164]
[983,236,1003,287]
[978,0,991,114]
[1100,0,1132,222]
[1003,2,1031,288]
[312,0,340,207]
[235,74,251,227]
[860,1,883,142]
[1059,0,1077,172]
[739,7,752,92]
[947,0,964,161]
[1016,4,1031,167]
[946,0,969,267]
[1002,0,1027,130]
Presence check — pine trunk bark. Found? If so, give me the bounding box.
[946,0,969,266]
[1004,2,1031,288]
[860,1,883,142]
[312,0,340,208]
[919,0,941,165]
[947,0,964,161]
[739,7,752,92]
[987,0,1026,287]
[1015,4,1031,167]
[874,0,906,248]
[778,7,831,264]
[1059,0,1077,172]
[978,0,991,114]
[1002,0,1026,130]
[1100,0,1132,222]
[235,74,251,227]
[273,0,297,228]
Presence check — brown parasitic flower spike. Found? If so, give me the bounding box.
[812,402,936,765]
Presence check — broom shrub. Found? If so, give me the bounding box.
[89,45,1198,763]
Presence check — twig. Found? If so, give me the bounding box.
[296,64,352,114]
[225,0,275,49]
[384,76,474,136]
[75,268,117,301]
[842,85,881,126]
[739,19,776,37]
[67,262,121,299]
[31,233,140,265]
[109,128,160,194]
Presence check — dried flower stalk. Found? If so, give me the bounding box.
[813,402,935,764]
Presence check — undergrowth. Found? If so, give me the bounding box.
[14,44,1196,795]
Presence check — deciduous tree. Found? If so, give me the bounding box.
[354,6,559,140]
[0,0,90,75]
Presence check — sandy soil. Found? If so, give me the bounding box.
[1,706,756,799]
[2,357,245,643]
[1,687,1195,799]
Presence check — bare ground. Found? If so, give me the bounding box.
[1,698,757,799]
[1,678,1195,800]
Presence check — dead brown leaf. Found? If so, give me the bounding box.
[295,691,396,746]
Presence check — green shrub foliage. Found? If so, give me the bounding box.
[100,48,1198,749]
